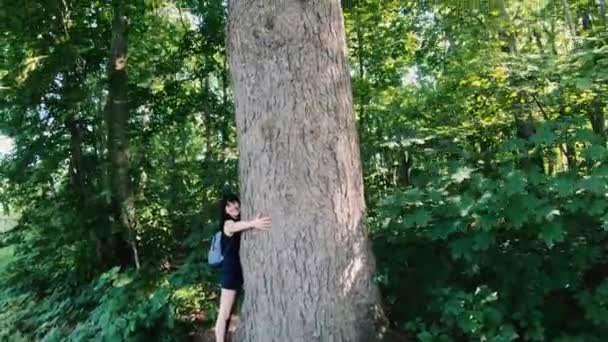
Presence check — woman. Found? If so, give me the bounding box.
[214,192,271,342]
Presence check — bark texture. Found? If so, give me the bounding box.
[227,1,384,341]
[105,1,140,269]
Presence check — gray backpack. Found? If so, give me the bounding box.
[207,230,223,267]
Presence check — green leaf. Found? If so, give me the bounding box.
[530,125,557,145]
[578,176,606,195]
[407,208,432,228]
[504,198,529,228]
[473,231,494,251]
[504,170,528,195]
[553,176,575,196]
[451,167,475,183]
[540,221,564,248]
[601,212,608,232]
[582,145,608,162]
[450,237,474,260]
[454,193,475,216]
[544,209,560,221]
[432,219,466,240]
[576,77,593,89]
[574,129,599,143]
[417,331,434,342]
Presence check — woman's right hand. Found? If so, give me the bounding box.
[252,214,271,231]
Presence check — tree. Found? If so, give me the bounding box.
[105,0,140,269]
[226,0,385,340]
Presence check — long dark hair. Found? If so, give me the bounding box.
[218,191,240,232]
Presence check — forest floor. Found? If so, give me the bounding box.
[189,315,412,342]
[190,315,239,342]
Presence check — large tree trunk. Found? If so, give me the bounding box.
[227,1,385,341]
[67,116,104,264]
[105,0,140,269]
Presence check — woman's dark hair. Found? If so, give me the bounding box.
[218,191,240,232]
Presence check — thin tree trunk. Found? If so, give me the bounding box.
[105,0,140,269]
[589,97,606,140]
[397,151,413,187]
[203,77,212,158]
[581,12,592,31]
[67,116,104,264]
[562,0,577,43]
[220,54,230,150]
[544,21,559,55]
[498,3,546,170]
[513,93,535,141]
[579,10,605,143]
[600,0,607,25]
[563,143,577,171]
[227,0,385,340]
[532,28,544,53]
[498,0,517,54]
[533,95,576,171]
[68,118,86,191]
[356,15,366,135]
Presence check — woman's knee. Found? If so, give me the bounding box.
[217,289,236,320]
[217,307,231,321]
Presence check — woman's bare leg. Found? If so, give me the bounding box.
[215,289,236,342]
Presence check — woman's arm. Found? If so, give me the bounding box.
[224,216,271,236]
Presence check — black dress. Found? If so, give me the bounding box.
[219,228,243,290]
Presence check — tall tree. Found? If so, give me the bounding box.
[105,0,140,269]
[227,0,385,340]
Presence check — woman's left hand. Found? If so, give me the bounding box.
[252,214,272,231]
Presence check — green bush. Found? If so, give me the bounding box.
[373,137,608,340]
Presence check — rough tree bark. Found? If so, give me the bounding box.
[105,0,140,269]
[227,1,385,341]
[57,0,106,268]
[67,115,104,263]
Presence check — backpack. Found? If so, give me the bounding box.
[207,230,223,267]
